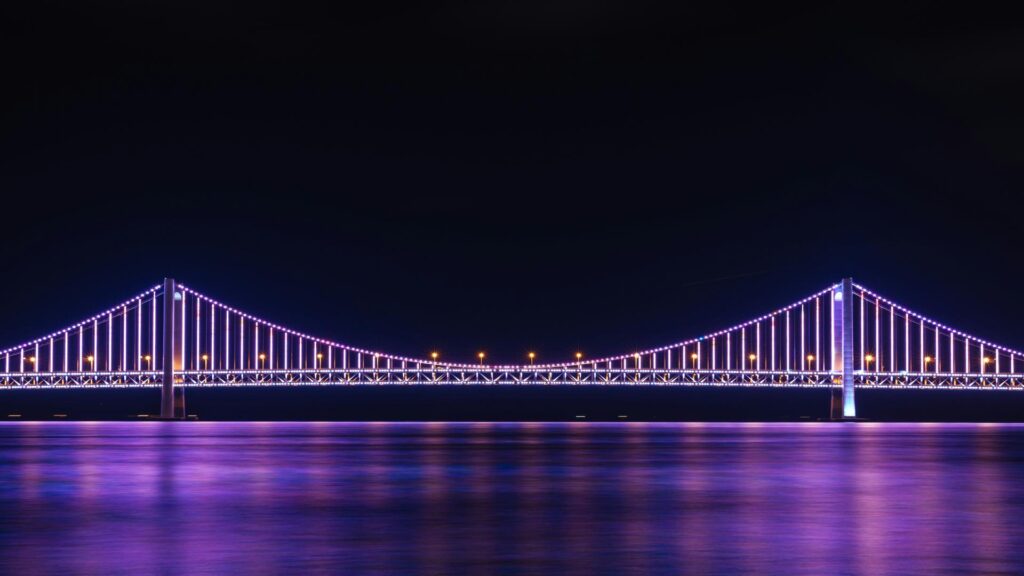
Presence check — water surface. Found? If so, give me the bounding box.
[1,422,1022,574]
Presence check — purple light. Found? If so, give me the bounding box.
[1,279,1021,380]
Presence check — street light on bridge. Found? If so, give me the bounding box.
[528,352,535,365]
[865,354,875,369]
[259,353,266,370]
[142,355,151,370]
[201,354,208,370]
[982,356,991,373]
[316,353,323,369]
[748,353,757,370]
[806,354,815,370]
[85,355,94,370]
[924,355,932,371]
[690,352,698,370]
[478,352,485,365]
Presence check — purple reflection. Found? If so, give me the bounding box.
[2,422,1024,574]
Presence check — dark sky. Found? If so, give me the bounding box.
[3,2,1023,364]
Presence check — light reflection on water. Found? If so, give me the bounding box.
[1,422,1023,575]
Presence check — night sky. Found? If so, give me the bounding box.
[3,3,1023,365]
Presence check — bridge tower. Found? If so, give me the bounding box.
[831,277,856,418]
[160,278,185,419]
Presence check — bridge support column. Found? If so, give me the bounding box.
[160,278,184,419]
[832,277,856,419]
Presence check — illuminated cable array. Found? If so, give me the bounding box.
[1,279,1023,389]
[851,284,1024,378]
[1,285,163,377]
[174,283,845,376]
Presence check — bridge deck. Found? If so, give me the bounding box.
[2,369,1022,390]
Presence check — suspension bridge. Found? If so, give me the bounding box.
[2,278,1022,419]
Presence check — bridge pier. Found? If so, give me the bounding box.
[829,388,844,419]
[832,277,856,419]
[160,278,185,419]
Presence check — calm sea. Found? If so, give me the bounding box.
[1,422,1022,575]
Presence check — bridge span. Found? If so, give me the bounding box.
[2,278,1022,419]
